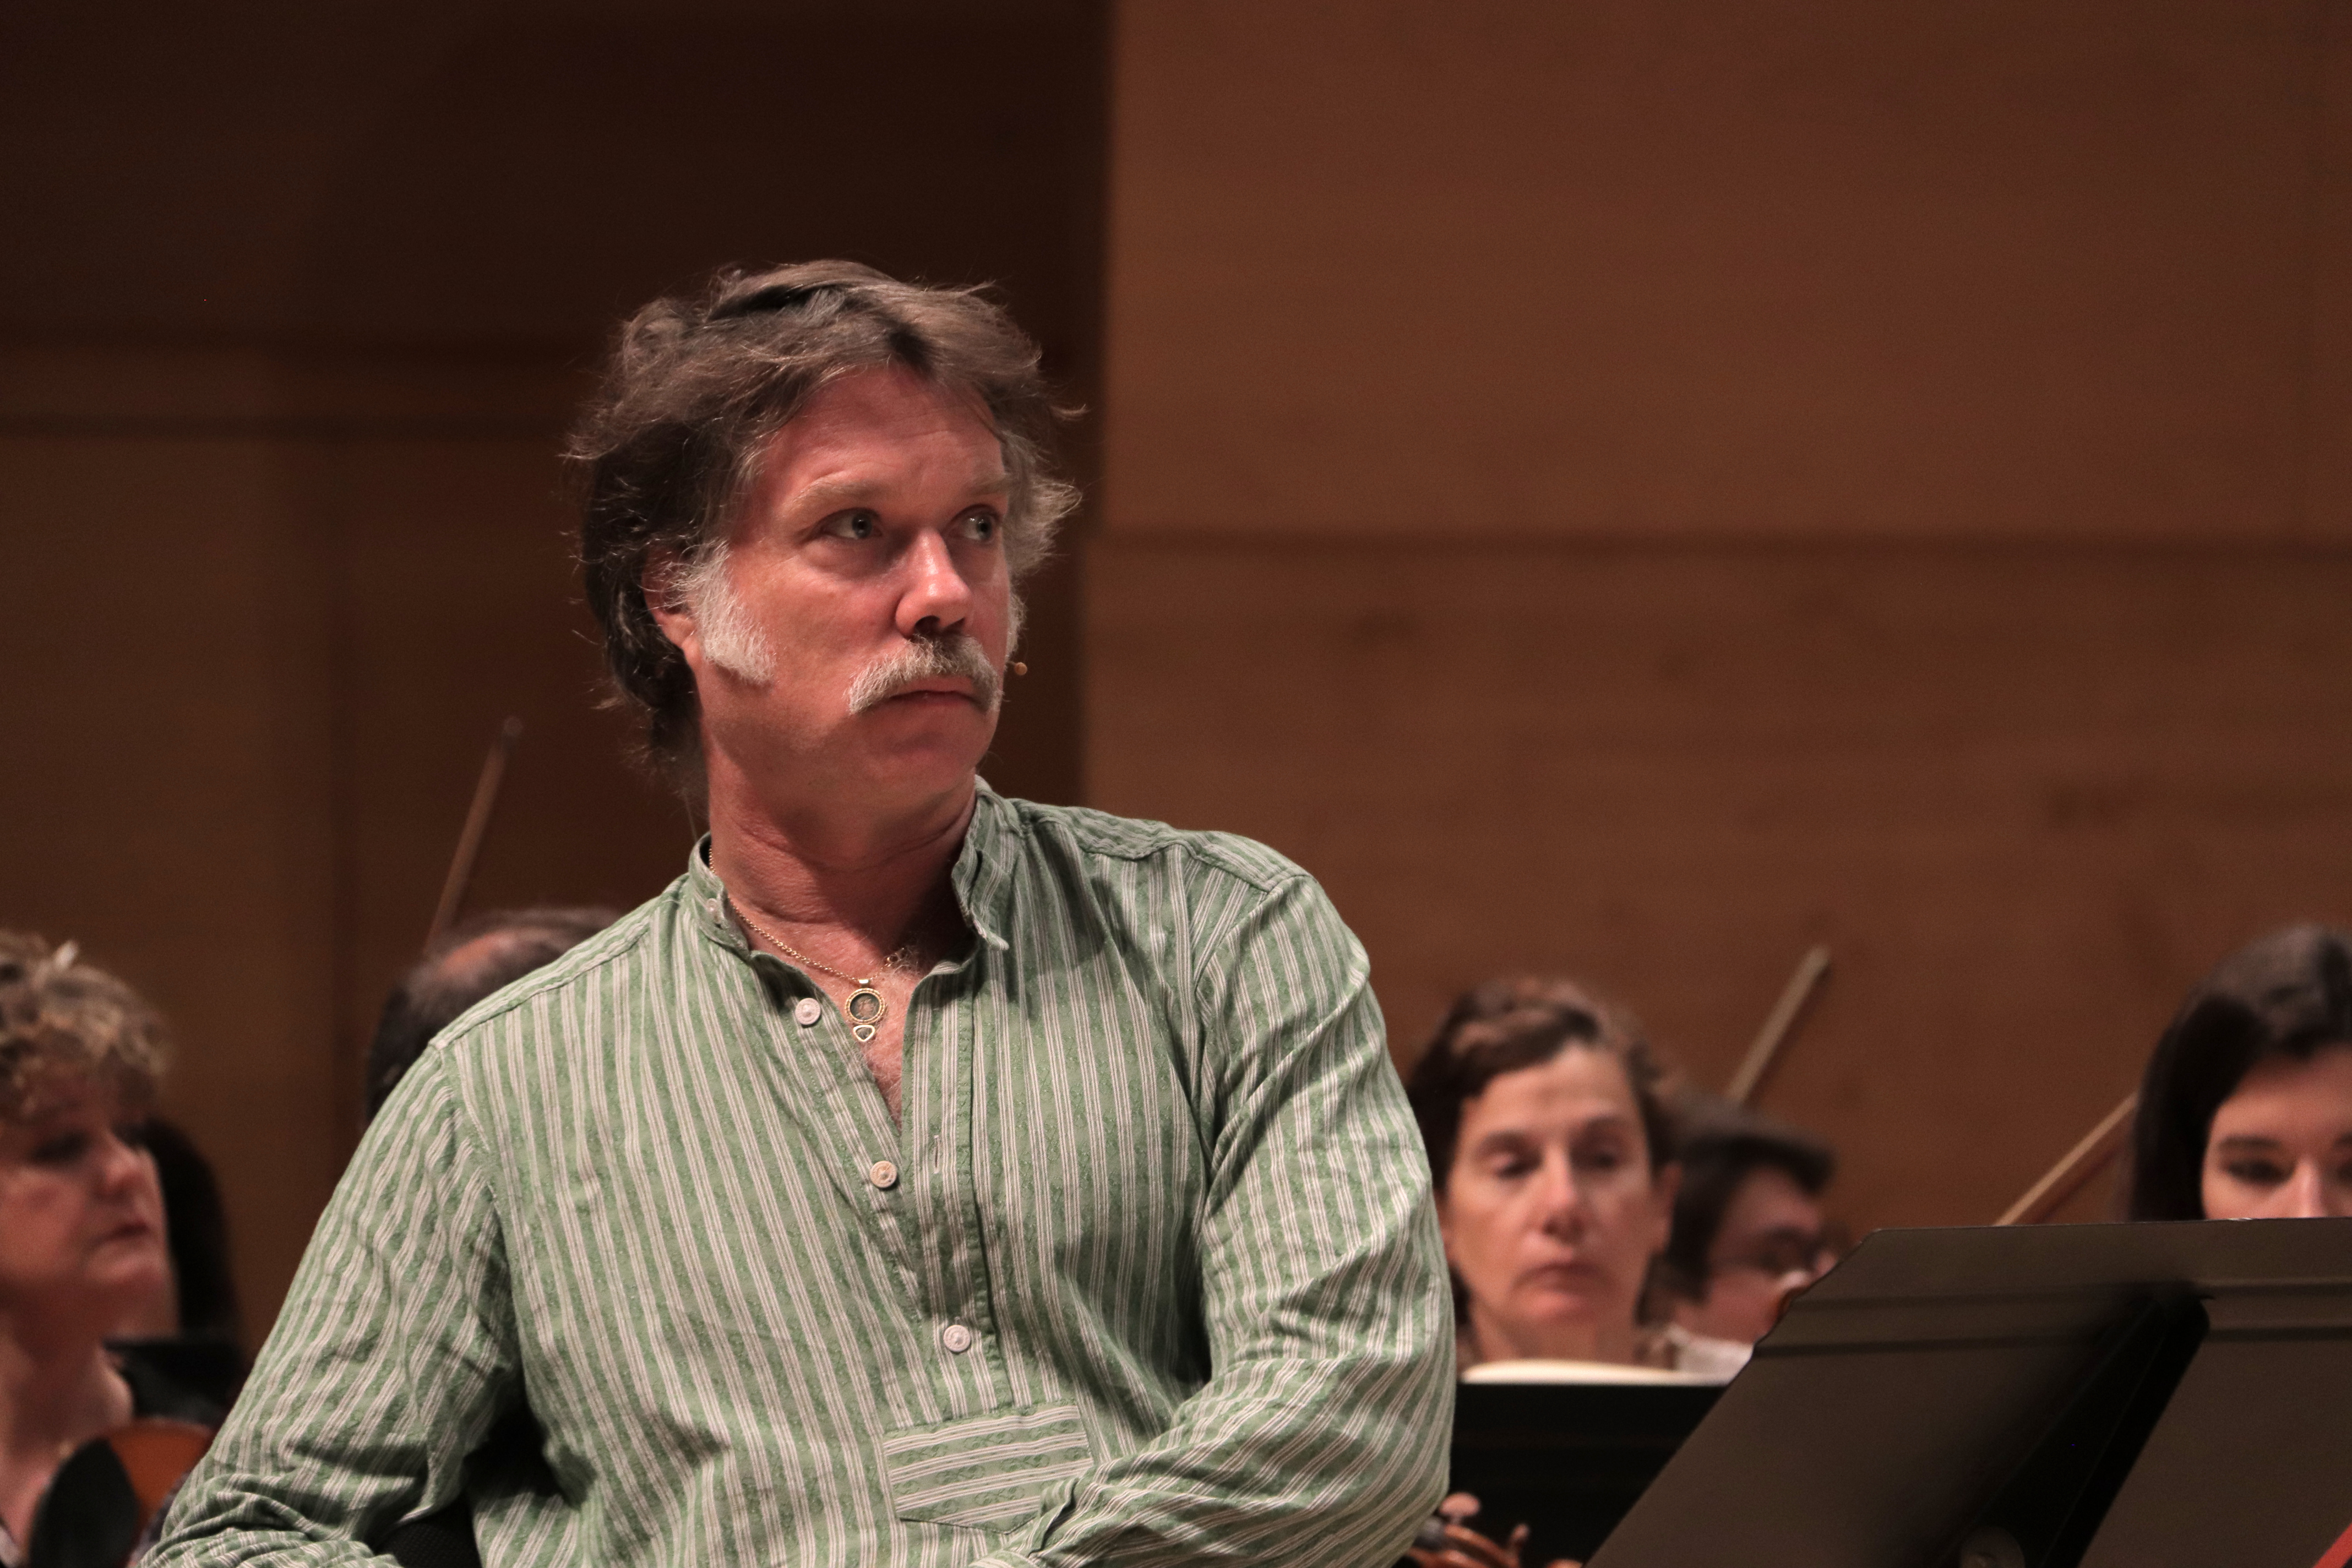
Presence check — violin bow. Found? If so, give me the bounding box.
[425,717,523,951]
[1996,1091,2137,1225]
[1726,945,1833,1107]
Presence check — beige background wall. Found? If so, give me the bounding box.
[0,1,1106,1341]
[1096,0,2352,1230]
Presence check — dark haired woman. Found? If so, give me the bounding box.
[1404,977,1742,1378]
[2130,923,2352,1221]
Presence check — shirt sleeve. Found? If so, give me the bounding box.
[976,867,1456,1568]
[148,1048,519,1568]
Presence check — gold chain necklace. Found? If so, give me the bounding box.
[729,897,889,1043]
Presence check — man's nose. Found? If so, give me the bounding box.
[896,530,973,638]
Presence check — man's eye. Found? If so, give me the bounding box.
[823,509,879,540]
[957,509,999,542]
[1739,1237,1819,1277]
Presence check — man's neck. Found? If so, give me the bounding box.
[706,770,979,957]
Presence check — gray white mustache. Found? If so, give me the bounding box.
[846,634,1002,716]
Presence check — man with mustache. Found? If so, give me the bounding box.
[154,263,1452,1568]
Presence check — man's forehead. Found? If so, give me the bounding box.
[752,367,1008,493]
[762,367,1001,463]
[1729,1166,1826,1218]
[786,464,1012,510]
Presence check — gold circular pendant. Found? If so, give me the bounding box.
[847,987,885,1026]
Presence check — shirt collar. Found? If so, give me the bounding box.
[684,836,745,954]
[681,778,1016,955]
[954,781,1016,952]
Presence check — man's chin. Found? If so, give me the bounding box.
[852,705,999,779]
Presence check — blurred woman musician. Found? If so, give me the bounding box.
[1405,976,1744,1379]
[2130,923,2352,1222]
[0,933,211,1566]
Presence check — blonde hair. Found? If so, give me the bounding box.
[0,932,166,1121]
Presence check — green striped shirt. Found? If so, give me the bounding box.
[153,787,1453,1568]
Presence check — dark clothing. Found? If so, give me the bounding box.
[23,1348,221,1568]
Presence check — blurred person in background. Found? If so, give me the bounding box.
[356,907,615,1568]
[1652,1094,1838,1347]
[107,1118,245,1418]
[1406,977,1744,1380]
[0,933,217,1565]
[2130,923,2352,1221]
[124,1123,238,1351]
[365,907,618,1121]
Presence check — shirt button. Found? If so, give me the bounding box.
[869,1160,899,1190]
[793,997,822,1027]
[941,1322,974,1354]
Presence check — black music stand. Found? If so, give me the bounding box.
[1448,1378,1724,1566]
[1588,1219,2352,1568]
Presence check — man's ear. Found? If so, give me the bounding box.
[643,549,699,660]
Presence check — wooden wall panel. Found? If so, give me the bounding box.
[1101,1,2352,1234]
[1088,539,2352,1231]
[1108,0,2327,542]
[0,432,343,1326]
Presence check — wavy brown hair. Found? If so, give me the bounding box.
[0,932,166,1122]
[1404,974,1676,1195]
[570,260,1080,774]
